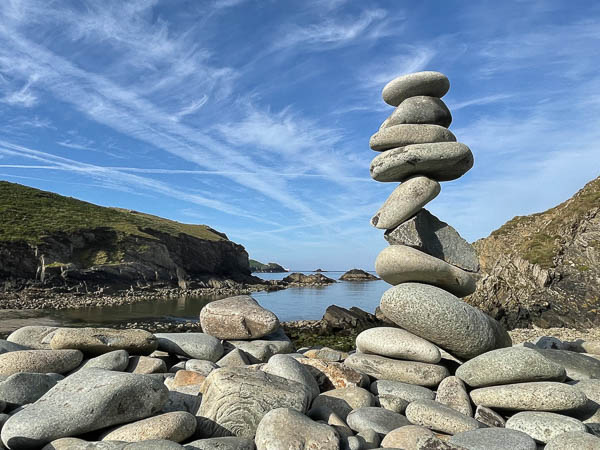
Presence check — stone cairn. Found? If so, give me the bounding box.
[1,75,600,450]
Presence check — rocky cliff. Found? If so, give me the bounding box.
[249,260,287,273]
[0,182,253,292]
[467,176,600,329]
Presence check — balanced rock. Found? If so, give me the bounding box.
[345,353,448,387]
[384,96,452,128]
[371,176,440,230]
[384,208,480,272]
[382,71,450,106]
[311,386,375,420]
[370,124,456,151]
[7,326,60,350]
[355,327,441,363]
[0,350,83,376]
[225,328,293,363]
[505,411,587,443]
[1,368,168,449]
[49,328,157,355]
[456,347,566,387]
[155,333,223,362]
[370,142,474,182]
[346,406,409,435]
[198,367,310,438]
[0,373,63,408]
[100,411,196,443]
[376,245,476,297]
[470,381,588,411]
[200,296,279,340]
[255,408,339,450]
[405,399,483,435]
[448,428,537,450]
[380,283,510,360]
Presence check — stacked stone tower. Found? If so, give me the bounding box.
[369,71,511,360]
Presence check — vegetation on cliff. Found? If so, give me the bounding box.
[249,259,287,273]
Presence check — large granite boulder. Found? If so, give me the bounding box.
[49,328,157,355]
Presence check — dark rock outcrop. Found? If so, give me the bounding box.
[249,260,287,273]
[339,269,379,281]
[282,273,336,285]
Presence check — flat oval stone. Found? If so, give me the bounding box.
[405,399,483,435]
[470,381,588,411]
[448,428,537,450]
[311,386,375,420]
[385,96,452,128]
[346,407,409,435]
[255,407,339,450]
[355,327,441,363]
[505,411,587,443]
[199,367,311,438]
[370,142,474,183]
[456,347,566,387]
[100,411,196,443]
[375,245,477,297]
[545,431,600,450]
[382,71,450,106]
[533,349,600,380]
[435,376,472,417]
[0,368,168,449]
[7,327,60,350]
[380,424,435,449]
[200,295,280,340]
[370,124,456,151]
[344,353,448,387]
[380,283,511,360]
[155,333,223,362]
[0,350,83,376]
[370,380,435,402]
[50,328,157,356]
[371,176,440,230]
[184,437,254,449]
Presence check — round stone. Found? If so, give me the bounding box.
[382,71,450,106]
[100,411,196,443]
[505,411,587,443]
[0,350,83,376]
[435,376,473,417]
[73,349,130,373]
[384,96,452,128]
[545,431,600,450]
[455,347,567,387]
[470,381,588,411]
[200,295,280,340]
[263,354,320,401]
[371,176,440,230]
[448,428,537,450]
[155,333,223,362]
[255,408,339,450]
[405,399,483,435]
[380,424,435,448]
[375,245,477,297]
[370,124,456,151]
[380,283,510,360]
[345,353,448,387]
[49,328,157,356]
[355,327,441,363]
[370,142,474,183]
[311,386,375,420]
[346,407,409,435]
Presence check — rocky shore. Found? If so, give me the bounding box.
[1,295,600,449]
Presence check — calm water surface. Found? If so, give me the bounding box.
[0,272,388,334]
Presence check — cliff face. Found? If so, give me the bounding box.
[0,182,251,291]
[467,176,600,329]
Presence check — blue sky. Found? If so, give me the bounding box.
[0,0,599,271]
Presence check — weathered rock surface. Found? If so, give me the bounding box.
[184,437,255,449]
[505,411,587,443]
[126,356,167,374]
[216,349,250,368]
[346,406,409,435]
[199,296,279,340]
[296,358,368,391]
[405,399,483,435]
[382,71,450,106]
[370,124,456,151]
[385,208,480,272]
[474,405,505,428]
[370,142,474,183]
[545,431,600,450]
[225,328,293,363]
[155,333,223,362]
[198,367,310,438]
[49,328,157,355]
[448,428,537,450]
[0,350,83,376]
[376,245,477,297]
[1,368,168,448]
[370,380,435,406]
[311,386,375,420]
[185,360,218,377]
[7,327,60,350]
[0,373,63,408]
[384,95,452,128]
[73,349,130,373]
[355,327,441,363]
[371,176,440,230]
[0,340,30,355]
[380,283,510,360]
[455,347,566,387]
[344,353,449,387]
[254,408,339,450]
[435,376,473,417]
[470,381,588,411]
[263,354,320,401]
[100,412,196,443]
[380,424,435,449]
